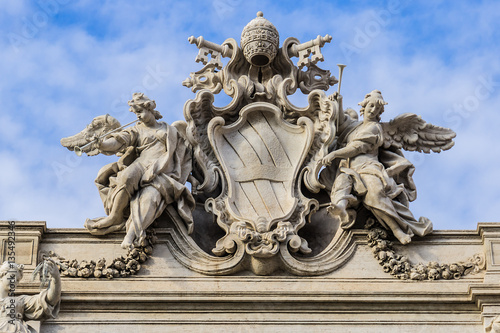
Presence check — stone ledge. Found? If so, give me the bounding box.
[3,220,500,332]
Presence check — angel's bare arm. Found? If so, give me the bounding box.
[329,93,350,128]
[322,141,369,165]
[99,137,123,153]
[45,261,61,306]
[333,141,368,159]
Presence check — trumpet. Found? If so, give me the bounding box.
[337,64,347,95]
[74,119,139,156]
[335,64,347,130]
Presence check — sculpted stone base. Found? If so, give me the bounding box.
[2,220,500,332]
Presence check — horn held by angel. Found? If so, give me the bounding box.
[321,90,456,244]
[60,93,196,249]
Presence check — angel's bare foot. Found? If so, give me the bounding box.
[393,229,412,245]
[343,209,357,229]
[84,218,101,230]
[327,204,349,226]
[94,215,122,229]
[121,231,135,249]
[120,240,133,250]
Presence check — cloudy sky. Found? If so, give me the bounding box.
[1,0,499,231]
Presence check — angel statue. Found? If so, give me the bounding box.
[0,261,61,333]
[61,93,195,249]
[321,90,455,244]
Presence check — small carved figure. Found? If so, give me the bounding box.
[487,315,500,333]
[0,261,61,333]
[61,93,195,248]
[322,90,455,244]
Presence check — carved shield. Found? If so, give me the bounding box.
[208,103,314,232]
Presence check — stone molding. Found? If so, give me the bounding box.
[3,220,500,331]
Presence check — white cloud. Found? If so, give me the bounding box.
[0,0,499,232]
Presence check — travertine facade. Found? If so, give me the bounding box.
[1,219,500,332]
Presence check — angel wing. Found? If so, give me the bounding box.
[60,114,121,156]
[381,113,456,153]
[171,120,188,142]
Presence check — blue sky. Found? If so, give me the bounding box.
[1,0,499,230]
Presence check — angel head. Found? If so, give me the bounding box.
[0,261,24,290]
[358,90,388,122]
[128,92,163,120]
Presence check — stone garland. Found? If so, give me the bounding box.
[38,224,486,280]
[41,231,156,279]
[366,221,485,280]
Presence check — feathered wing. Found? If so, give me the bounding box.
[171,120,188,142]
[381,113,456,153]
[60,114,121,156]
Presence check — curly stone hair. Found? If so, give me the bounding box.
[358,90,388,122]
[128,92,163,120]
[0,261,24,279]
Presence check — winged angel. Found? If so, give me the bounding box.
[61,93,195,249]
[322,90,456,244]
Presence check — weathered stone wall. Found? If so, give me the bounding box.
[2,220,500,332]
